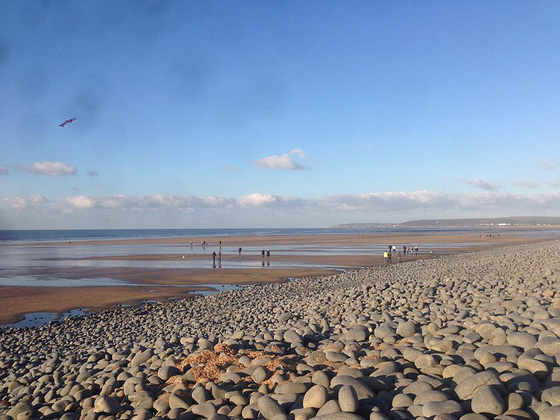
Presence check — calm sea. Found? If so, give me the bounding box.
[0,227,477,243]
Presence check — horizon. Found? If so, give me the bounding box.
[2,214,559,232]
[2,2,560,229]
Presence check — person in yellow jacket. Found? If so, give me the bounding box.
[383,251,389,264]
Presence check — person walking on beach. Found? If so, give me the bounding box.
[218,251,222,267]
[383,251,389,264]
[403,245,407,255]
[261,249,265,259]
[212,251,217,267]
[266,250,270,259]
[238,247,242,255]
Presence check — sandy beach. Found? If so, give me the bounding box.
[1,240,560,419]
[0,231,544,325]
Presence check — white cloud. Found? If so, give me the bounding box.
[547,180,560,187]
[87,170,99,177]
[1,194,46,210]
[290,148,306,159]
[462,178,502,191]
[17,161,77,176]
[237,193,276,207]
[66,196,94,209]
[254,148,308,170]
[535,159,558,171]
[0,166,8,175]
[223,165,236,172]
[254,153,303,170]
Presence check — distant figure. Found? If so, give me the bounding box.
[212,251,217,265]
[219,240,222,250]
[266,250,270,259]
[392,245,396,253]
[262,249,265,259]
[190,241,193,248]
[398,252,402,263]
[218,251,222,267]
[403,245,407,255]
[383,251,389,264]
[238,247,242,255]
[388,245,392,253]
[415,245,418,255]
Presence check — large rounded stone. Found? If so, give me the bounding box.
[396,321,417,338]
[338,385,358,412]
[422,400,463,418]
[258,395,285,419]
[471,385,505,416]
[455,371,503,400]
[331,376,373,399]
[303,384,328,409]
[507,332,537,350]
[158,365,181,381]
[94,396,120,415]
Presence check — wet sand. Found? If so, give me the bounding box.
[0,232,544,324]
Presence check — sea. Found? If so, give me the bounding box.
[0,227,506,243]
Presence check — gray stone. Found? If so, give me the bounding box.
[258,395,286,419]
[303,384,328,409]
[540,406,560,420]
[316,400,341,416]
[94,396,120,415]
[158,365,181,381]
[331,376,373,399]
[471,385,505,416]
[312,414,365,420]
[338,385,359,412]
[396,321,417,338]
[422,400,464,417]
[455,371,503,400]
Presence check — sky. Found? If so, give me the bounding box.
[1,1,560,229]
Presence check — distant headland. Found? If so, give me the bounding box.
[332,216,560,229]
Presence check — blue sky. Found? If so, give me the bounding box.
[1,1,560,228]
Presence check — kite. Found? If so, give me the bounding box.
[59,117,77,127]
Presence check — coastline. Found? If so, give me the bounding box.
[0,231,547,326]
[1,240,559,419]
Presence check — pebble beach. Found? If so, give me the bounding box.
[1,241,560,420]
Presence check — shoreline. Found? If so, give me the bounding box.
[1,240,559,419]
[0,232,547,326]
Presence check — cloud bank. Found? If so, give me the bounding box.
[16,161,77,176]
[3,190,560,229]
[0,166,8,175]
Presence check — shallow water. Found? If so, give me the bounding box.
[0,308,90,329]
